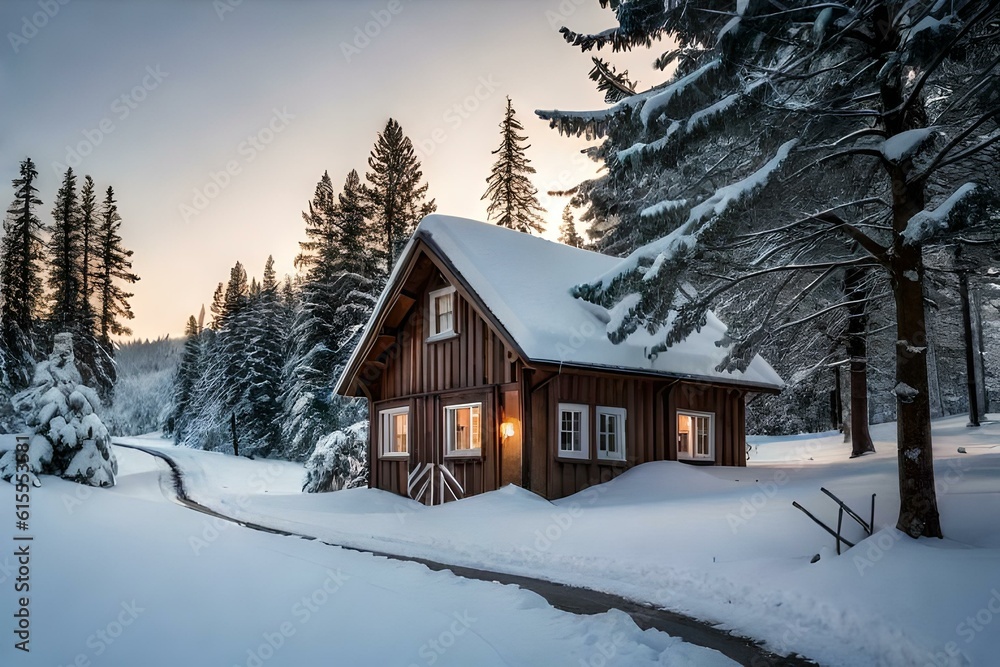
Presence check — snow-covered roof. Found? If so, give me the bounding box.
[340,215,783,393]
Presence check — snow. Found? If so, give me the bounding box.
[343,215,783,391]
[686,93,739,132]
[639,197,687,219]
[880,127,936,162]
[0,436,736,666]
[901,182,978,245]
[904,13,960,45]
[639,60,721,128]
[106,414,1000,667]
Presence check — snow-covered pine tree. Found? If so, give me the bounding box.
[1,158,46,391]
[301,421,368,493]
[168,315,202,439]
[283,169,376,462]
[364,119,436,275]
[558,204,584,248]
[542,0,1000,538]
[233,256,287,457]
[482,97,546,234]
[0,332,117,487]
[296,170,338,274]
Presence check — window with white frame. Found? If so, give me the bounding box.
[379,406,409,459]
[677,411,714,460]
[558,403,589,459]
[428,286,456,340]
[444,402,481,456]
[596,407,626,461]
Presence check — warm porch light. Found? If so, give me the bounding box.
[500,420,516,439]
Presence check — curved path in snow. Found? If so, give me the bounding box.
[114,441,816,667]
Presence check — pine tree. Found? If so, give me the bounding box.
[168,315,202,439]
[296,171,338,277]
[235,256,287,457]
[482,97,546,234]
[558,205,583,248]
[364,118,436,274]
[93,186,138,377]
[209,283,225,330]
[543,0,1000,538]
[74,175,108,395]
[283,170,376,461]
[0,158,46,390]
[48,167,82,331]
[222,261,249,322]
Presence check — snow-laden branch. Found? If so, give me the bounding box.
[901,183,978,245]
[577,140,799,298]
[639,60,721,128]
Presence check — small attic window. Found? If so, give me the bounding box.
[427,285,456,341]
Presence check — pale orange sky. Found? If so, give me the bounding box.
[0,0,659,340]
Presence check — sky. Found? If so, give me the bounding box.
[0,0,656,340]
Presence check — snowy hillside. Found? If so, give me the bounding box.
[106,337,182,436]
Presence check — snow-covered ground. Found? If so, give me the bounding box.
[116,415,1000,667]
[0,436,736,666]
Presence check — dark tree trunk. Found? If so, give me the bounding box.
[891,180,943,539]
[845,267,875,458]
[958,268,981,426]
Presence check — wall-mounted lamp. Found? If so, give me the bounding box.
[500,420,516,439]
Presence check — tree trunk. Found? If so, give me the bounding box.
[845,267,875,458]
[958,269,981,426]
[892,233,943,538]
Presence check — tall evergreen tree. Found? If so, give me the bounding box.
[169,314,202,439]
[48,167,82,331]
[209,283,225,330]
[235,256,288,456]
[296,171,338,276]
[543,0,1000,538]
[0,158,46,389]
[93,186,139,344]
[482,97,546,234]
[74,175,108,394]
[558,204,584,248]
[364,118,435,274]
[222,261,249,323]
[283,170,376,461]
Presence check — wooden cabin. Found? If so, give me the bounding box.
[335,215,783,504]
